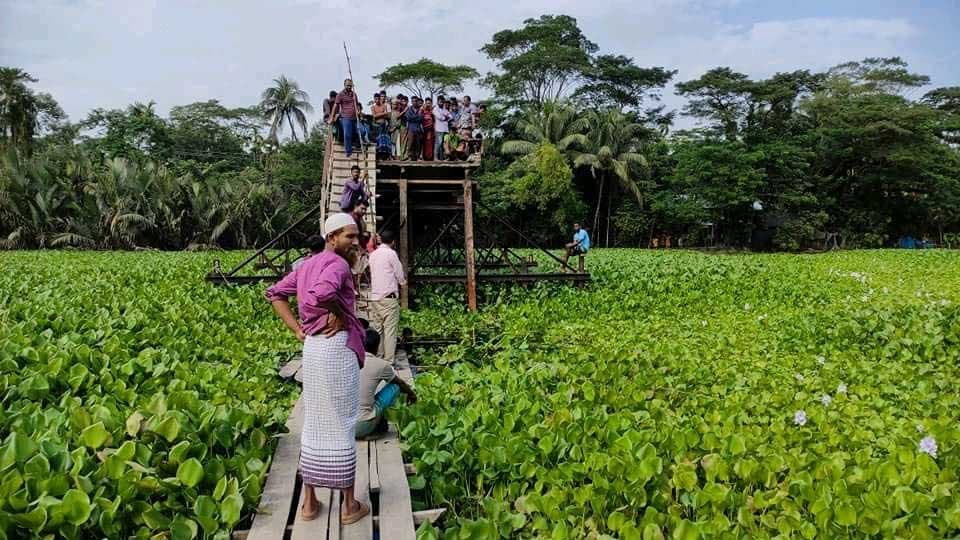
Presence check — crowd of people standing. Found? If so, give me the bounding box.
[324,78,484,161]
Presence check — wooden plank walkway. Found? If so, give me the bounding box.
[242,350,423,540]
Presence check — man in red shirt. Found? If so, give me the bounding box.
[329,78,359,157]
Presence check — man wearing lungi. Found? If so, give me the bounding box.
[265,212,370,525]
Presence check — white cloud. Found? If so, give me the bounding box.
[0,0,948,133]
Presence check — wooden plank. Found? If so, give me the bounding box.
[278,359,302,379]
[373,509,444,528]
[290,486,333,540]
[398,179,409,310]
[378,179,476,185]
[369,440,381,494]
[375,426,416,540]
[341,440,372,540]
[413,509,445,526]
[329,490,342,540]
[463,178,477,312]
[246,398,304,540]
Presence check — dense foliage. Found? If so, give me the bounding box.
[402,249,960,539]
[3,14,959,251]
[0,252,297,539]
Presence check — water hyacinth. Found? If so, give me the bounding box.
[837,383,847,394]
[794,410,807,426]
[919,436,938,458]
[820,394,832,406]
[816,355,826,366]
[795,373,804,382]
[916,424,925,433]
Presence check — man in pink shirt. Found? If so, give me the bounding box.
[264,213,369,526]
[368,229,405,363]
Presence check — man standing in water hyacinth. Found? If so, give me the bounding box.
[265,213,370,525]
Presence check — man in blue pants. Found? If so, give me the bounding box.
[355,329,416,439]
[329,78,360,157]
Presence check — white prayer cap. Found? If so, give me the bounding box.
[323,213,356,236]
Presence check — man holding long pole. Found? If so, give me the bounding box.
[329,78,360,158]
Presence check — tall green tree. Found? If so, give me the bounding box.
[481,15,597,106]
[375,59,479,99]
[501,101,587,157]
[675,67,753,141]
[260,75,313,143]
[0,68,64,150]
[574,55,675,111]
[570,110,649,244]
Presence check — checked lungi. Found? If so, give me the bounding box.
[300,332,359,489]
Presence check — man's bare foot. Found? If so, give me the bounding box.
[301,496,320,521]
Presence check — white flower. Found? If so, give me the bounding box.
[919,436,938,458]
[744,303,752,311]
[916,424,925,433]
[837,383,847,394]
[860,295,869,303]
[820,394,832,407]
[757,314,767,321]
[795,373,804,382]
[794,410,807,426]
[940,299,950,306]
[816,356,826,366]
[700,320,708,327]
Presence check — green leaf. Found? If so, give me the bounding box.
[728,434,746,455]
[170,516,198,540]
[60,488,92,525]
[80,422,110,448]
[125,411,144,437]
[643,523,665,540]
[835,503,857,527]
[168,441,190,465]
[11,506,47,531]
[150,415,181,442]
[221,493,243,525]
[176,458,204,488]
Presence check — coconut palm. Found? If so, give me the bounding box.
[571,110,650,245]
[501,101,588,157]
[0,68,40,146]
[260,76,313,143]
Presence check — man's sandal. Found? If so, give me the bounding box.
[341,501,370,525]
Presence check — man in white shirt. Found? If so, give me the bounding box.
[433,98,452,161]
[368,229,405,363]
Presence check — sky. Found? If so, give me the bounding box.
[2,0,958,131]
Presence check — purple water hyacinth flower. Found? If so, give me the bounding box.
[820,394,832,407]
[794,410,807,426]
[837,383,847,394]
[919,436,938,458]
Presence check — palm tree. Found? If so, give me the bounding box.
[260,76,313,143]
[502,101,588,157]
[0,68,40,147]
[571,110,649,246]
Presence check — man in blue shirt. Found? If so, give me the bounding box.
[561,222,590,267]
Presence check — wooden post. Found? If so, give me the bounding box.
[463,176,477,311]
[399,179,410,309]
[578,255,585,272]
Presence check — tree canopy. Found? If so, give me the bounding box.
[375,59,479,99]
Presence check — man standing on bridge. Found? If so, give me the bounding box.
[330,78,359,158]
[369,229,405,363]
[264,213,370,525]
